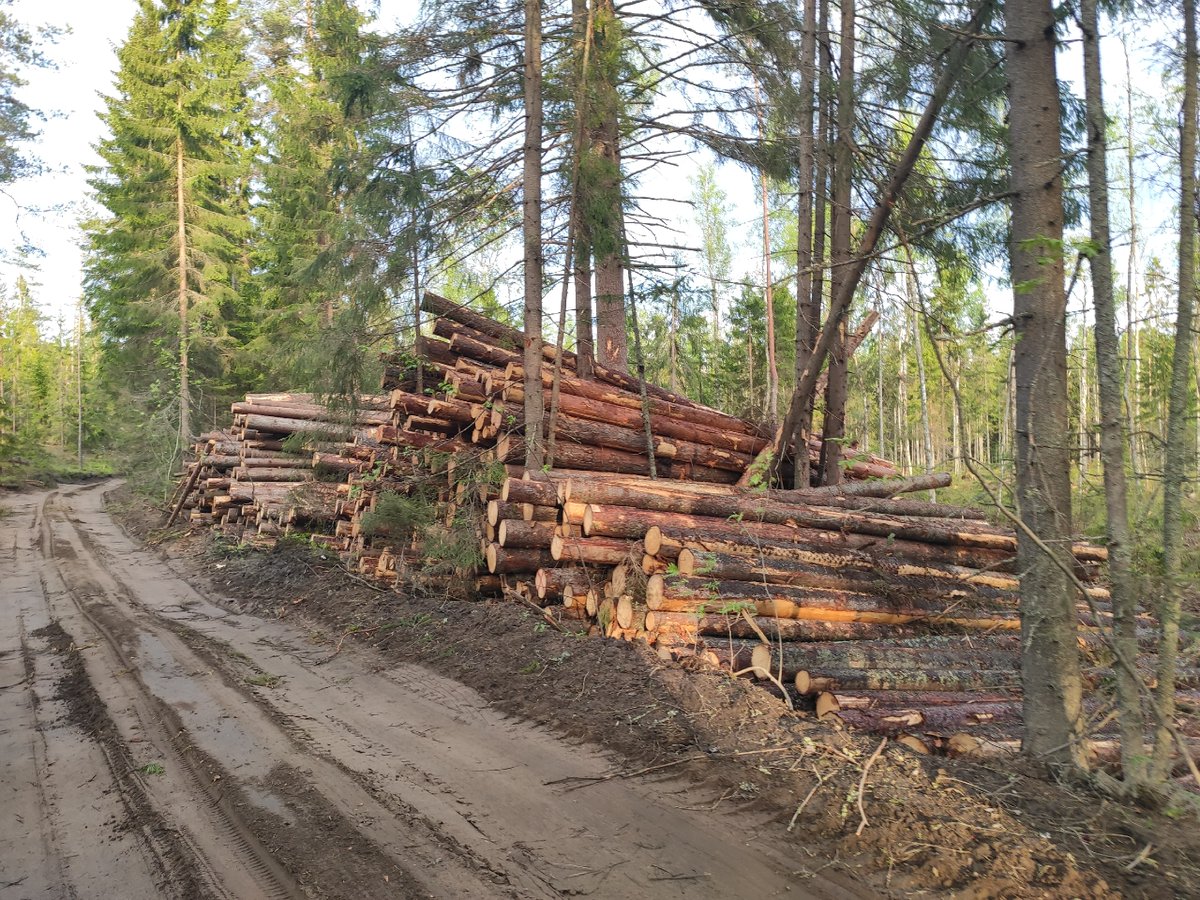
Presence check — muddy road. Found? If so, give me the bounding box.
[0,481,862,899]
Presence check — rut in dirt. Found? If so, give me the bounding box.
[0,480,866,900]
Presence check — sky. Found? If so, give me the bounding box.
[0,0,1181,335]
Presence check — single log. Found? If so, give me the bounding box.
[506,363,756,436]
[239,413,354,438]
[831,689,1018,707]
[652,532,1017,573]
[487,500,523,526]
[564,478,1027,551]
[391,389,440,416]
[231,467,314,482]
[522,503,559,522]
[758,492,986,520]
[500,477,559,505]
[485,544,555,575]
[550,392,767,455]
[404,414,458,434]
[646,611,909,642]
[415,335,460,368]
[647,573,1017,618]
[550,534,636,566]
[312,452,367,472]
[709,644,1022,691]
[673,549,1024,604]
[426,395,477,425]
[498,519,557,549]
[497,435,656,476]
[535,567,599,600]
[449,331,522,368]
[231,401,391,425]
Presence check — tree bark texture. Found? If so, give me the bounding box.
[1006,0,1087,769]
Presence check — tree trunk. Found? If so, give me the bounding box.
[176,126,191,443]
[1155,0,1198,780]
[819,0,855,487]
[771,1,996,482]
[571,0,595,381]
[1006,0,1087,770]
[793,0,819,487]
[1081,0,1144,789]
[753,77,779,423]
[523,0,546,469]
[76,300,84,468]
[1122,36,1140,479]
[592,0,628,372]
[906,264,935,499]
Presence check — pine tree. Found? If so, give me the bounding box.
[84,0,252,442]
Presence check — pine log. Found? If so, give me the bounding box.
[831,689,1018,707]
[646,611,909,642]
[312,452,367,472]
[238,413,355,438]
[485,544,556,574]
[550,534,636,565]
[487,500,524,525]
[231,401,391,425]
[522,503,559,522]
[645,522,1017,572]
[707,644,1021,691]
[672,549,1025,604]
[500,476,560,505]
[535,567,599,600]
[498,519,557,549]
[646,573,1018,617]
[505,363,756,436]
[415,335,461,367]
[231,467,314,482]
[549,392,767,455]
[758,492,986,520]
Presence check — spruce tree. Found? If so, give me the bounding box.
[85,0,251,442]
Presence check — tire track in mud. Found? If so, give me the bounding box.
[36,489,307,900]
[30,480,860,900]
[35,483,507,900]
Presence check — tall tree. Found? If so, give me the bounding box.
[819,0,855,486]
[1080,0,1144,789]
[85,0,251,442]
[793,0,819,487]
[523,0,546,468]
[1154,0,1198,780]
[589,0,628,372]
[1006,0,1087,770]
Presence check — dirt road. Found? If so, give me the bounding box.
[0,481,864,899]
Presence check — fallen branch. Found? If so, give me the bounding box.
[855,737,888,836]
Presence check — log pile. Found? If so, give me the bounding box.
[170,293,1181,761]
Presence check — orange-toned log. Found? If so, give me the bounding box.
[485,544,555,575]
[646,611,908,643]
[673,548,1061,604]
[550,534,637,566]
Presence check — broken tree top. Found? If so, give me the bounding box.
[170,295,1200,773]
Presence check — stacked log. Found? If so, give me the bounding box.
[168,296,1149,759]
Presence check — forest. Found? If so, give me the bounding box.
[0,0,1198,797]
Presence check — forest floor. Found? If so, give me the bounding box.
[1,478,1197,899]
